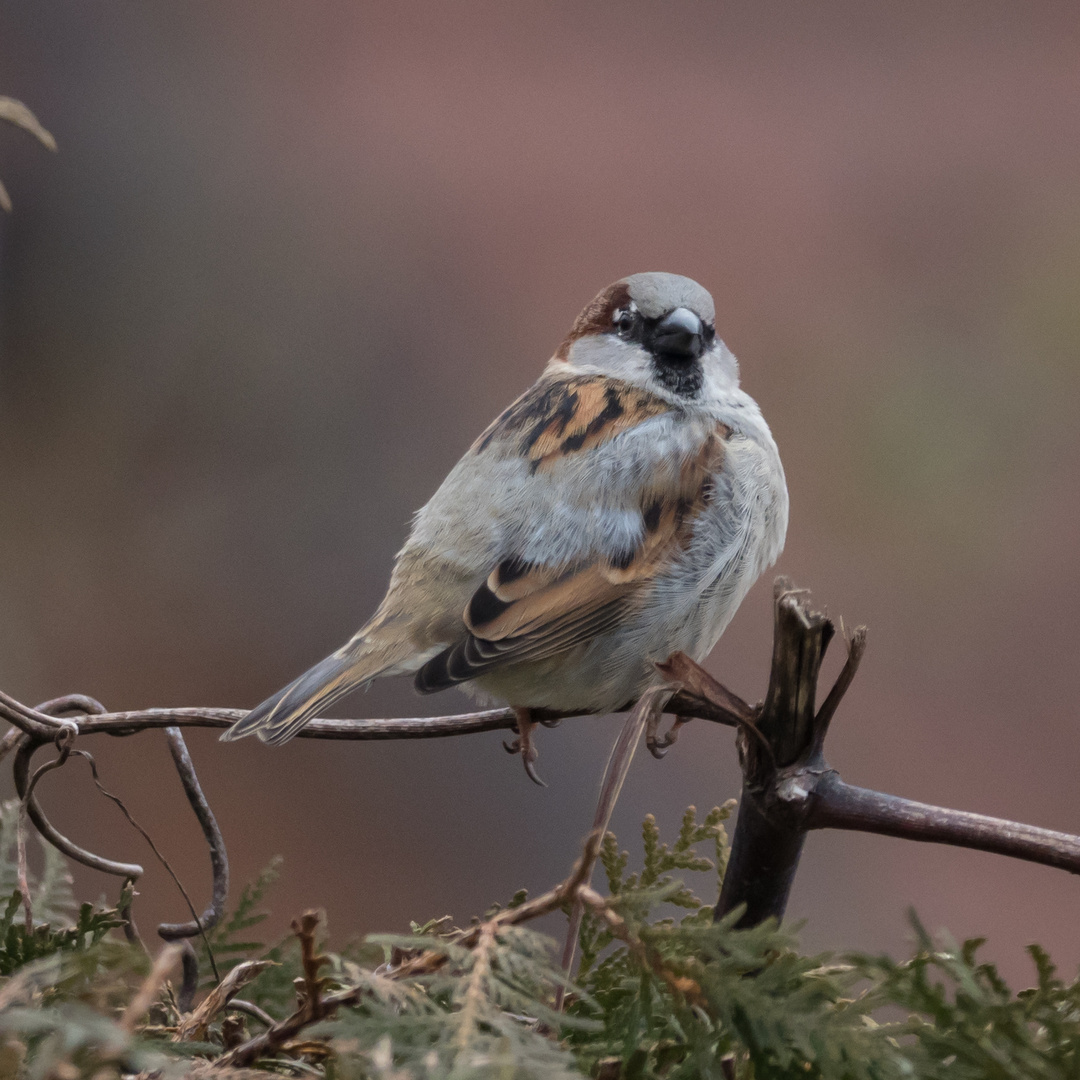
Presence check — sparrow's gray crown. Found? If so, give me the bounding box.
[622,272,715,324]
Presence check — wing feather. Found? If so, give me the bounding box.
[472,373,676,472]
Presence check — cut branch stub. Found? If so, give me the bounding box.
[753,579,833,775]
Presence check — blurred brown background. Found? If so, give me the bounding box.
[1,1,1078,984]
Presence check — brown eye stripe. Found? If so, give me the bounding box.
[473,375,675,469]
[552,280,632,361]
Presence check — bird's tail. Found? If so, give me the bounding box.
[221,634,407,746]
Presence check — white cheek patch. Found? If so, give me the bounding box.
[564,334,654,385]
[699,341,740,398]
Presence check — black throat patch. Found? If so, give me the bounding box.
[651,356,704,398]
[617,312,706,399]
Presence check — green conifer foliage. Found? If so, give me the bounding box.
[0,805,1077,1077]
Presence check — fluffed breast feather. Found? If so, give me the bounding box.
[410,374,733,693]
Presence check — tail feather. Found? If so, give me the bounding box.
[222,649,381,746]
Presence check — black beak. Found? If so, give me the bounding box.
[651,307,704,362]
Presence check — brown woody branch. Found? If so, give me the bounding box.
[0,688,749,742]
[808,776,1080,872]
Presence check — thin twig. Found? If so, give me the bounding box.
[400,827,605,978]
[67,706,511,738]
[70,745,222,979]
[16,743,143,876]
[34,694,106,718]
[228,999,277,1028]
[211,997,328,1069]
[292,911,331,1015]
[15,807,31,933]
[557,686,672,1008]
[118,875,142,947]
[178,941,199,1014]
[0,727,25,767]
[809,626,867,759]
[158,728,229,948]
[16,728,80,930]
[0,690,82,740]
[12,743,143,876]
[15,738,143,880]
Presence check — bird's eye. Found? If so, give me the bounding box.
[703,323,716,344]
[614,308,636,335]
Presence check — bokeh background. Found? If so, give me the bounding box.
[1,1,1078,985]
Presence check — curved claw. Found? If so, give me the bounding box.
[646,739,670,760]
[646,717,688,761]
[522,754,547,787]
[510,708,547,787]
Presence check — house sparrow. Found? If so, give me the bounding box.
[222,273,788,781]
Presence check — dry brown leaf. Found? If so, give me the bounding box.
[175,960,272,1043]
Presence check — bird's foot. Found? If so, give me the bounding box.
[502,708,546,786]
[646,712,687,760]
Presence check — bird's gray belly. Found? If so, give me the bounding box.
[463,436,785,714]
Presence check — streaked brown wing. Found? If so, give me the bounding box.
[414,560,632,692]
[472,373,678,472]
